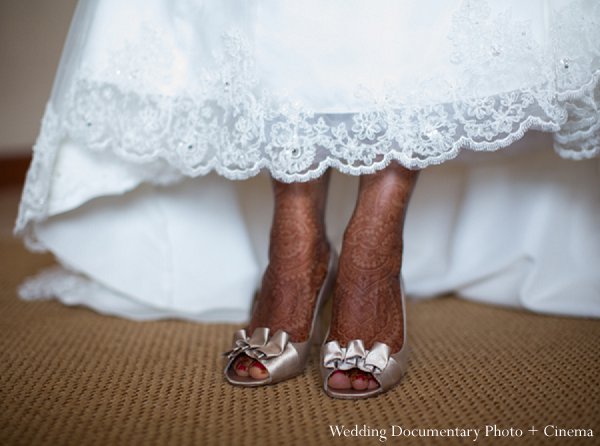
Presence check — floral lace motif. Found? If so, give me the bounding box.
[14,0,600,249]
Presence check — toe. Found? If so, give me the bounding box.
[368,377,379,390]
[350,370,370,391]
[249,360,269,380]
[327,370,352,389]
[233,355,252,377]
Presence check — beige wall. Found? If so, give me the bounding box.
[0,0,78,156]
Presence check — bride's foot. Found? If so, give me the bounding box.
[325,164,418,393]
[231,176,330,382]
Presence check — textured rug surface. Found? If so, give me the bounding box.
[1,237,599,446]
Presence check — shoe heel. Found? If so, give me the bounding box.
[312,249,336,345]
[313,297,332,345]
[312,310,326,345]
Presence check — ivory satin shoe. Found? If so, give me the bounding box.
[320,282,409,399]
[223,246,338,386]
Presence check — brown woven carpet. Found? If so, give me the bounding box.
[1,238,599,446]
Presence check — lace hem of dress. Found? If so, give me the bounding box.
[14,68,600,250]
[14,70,600,251]
[54,68,600,178]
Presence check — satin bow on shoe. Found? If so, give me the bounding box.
[224,327,290,361]
[321,339,391,374]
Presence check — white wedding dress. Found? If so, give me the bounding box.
[15,0,600,321]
